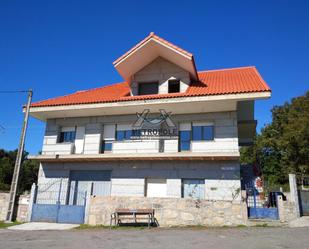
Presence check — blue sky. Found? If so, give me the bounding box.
[0,0,308,154]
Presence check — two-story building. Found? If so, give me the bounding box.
[28,33,271,226]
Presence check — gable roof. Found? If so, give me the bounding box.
[113,32,198,82]
[113,32,193,65]
[30,66,271,108]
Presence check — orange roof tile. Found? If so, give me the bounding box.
[30,66,271,108]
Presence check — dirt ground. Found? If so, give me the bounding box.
[0,227,308,249]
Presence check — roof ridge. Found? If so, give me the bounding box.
[113,32,193,65]
[198,66,256,73]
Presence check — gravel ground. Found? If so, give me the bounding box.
[0,227,308,249]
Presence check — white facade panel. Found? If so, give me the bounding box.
[75,126,85,154]
[164,140,178,153]
[179,123,191,131]
[117,124,132,131]
[113,140,159,154]
[146,179,167,197]
[204,179,241,201]
[166,179,181,197]
[191,138,238,153]
[103,124,115,140]
[61,126,75,132]
[111,178,145,197]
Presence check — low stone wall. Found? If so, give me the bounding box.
[88,196,247,227]
[277,192,298,223]
[16,194,30,222]
[0,192,9,221]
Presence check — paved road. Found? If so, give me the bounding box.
[0,227,308,249]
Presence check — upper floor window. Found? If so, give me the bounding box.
[138,82,158,95]
[101,124,116,153]
[168,80,180,93]
[59,131,76,143]
[192,125,214,141]
[116,130,132,141]
[179,130,191,151]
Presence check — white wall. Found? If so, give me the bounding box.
[38,161,241,201]
[113,140,159,154]
[41,111,239,155]
[83,123,101,154]
[131,57,191,95]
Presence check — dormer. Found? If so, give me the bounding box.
[113,32,198,96]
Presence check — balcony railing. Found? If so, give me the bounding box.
[42,143,75,155]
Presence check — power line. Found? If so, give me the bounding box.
[0,90,30,93]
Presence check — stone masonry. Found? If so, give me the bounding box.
[88,196,247,227]
[0,192,9,221]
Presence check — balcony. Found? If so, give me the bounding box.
[42,143,75,155]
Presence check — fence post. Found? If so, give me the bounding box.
[289,174,300,218]
[27,183,36,222]
[277,195,285,222]
[83,182,92,224]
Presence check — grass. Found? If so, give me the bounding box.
[0,221,22,229]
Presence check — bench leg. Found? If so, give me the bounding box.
[110,214,114,229]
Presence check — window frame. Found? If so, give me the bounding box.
[116,130,133,141]
[192,125,214,141]
[138,82,159,95]
[168,79,180,93]
[101,140,113,153]
[59,130,76,143]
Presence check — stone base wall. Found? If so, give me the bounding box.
[277,193,298,223]
[0,192,9,221]
[16,194,30,222]
[88,196,247,227]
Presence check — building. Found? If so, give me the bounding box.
[28,33,271,226]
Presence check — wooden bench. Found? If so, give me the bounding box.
[110,208,155,228]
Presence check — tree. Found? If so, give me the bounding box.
[0,149,39,193]
[241,91,309,188]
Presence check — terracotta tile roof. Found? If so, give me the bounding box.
[31,66,271,108]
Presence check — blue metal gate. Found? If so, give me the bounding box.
[31,179,86,224]
[246,186,279,220]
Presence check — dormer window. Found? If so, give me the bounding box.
[168,80,180,93]
[138,82,159,95]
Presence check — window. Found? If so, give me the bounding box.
[116,130,132,141]
[168,80,180,93]
[59,131,76,143]
[179,130,191,151]
[146,179,167,197]
[192,125,214,141]
[138,82,158,95]
[101,140,113,153]
[182,179,205,199]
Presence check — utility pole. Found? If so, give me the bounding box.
[6,89,33,222]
